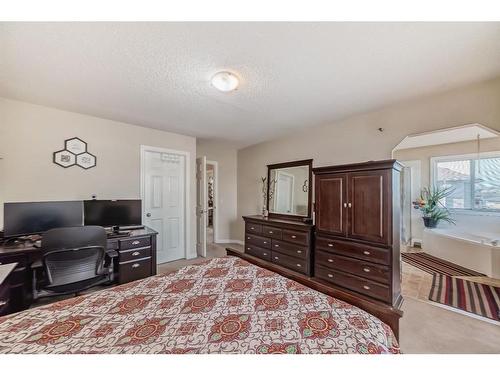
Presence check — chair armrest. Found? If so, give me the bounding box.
[106,249,119,258]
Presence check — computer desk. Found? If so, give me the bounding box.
[0,227,158,315]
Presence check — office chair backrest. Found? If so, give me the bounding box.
[41,226,107,287]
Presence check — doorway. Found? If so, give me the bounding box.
[196,157,218,257]
[141,146,190,264]
[206,161,217,245]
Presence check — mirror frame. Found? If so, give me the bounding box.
[266,159,313,221]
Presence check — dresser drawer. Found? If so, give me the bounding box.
[315,251,390,284]
[271,239,307,260]
[315,236,390,265]
[271,251,307,274]
[315,266,390,302]
[262,226,282,240]
[245,234,271,249]
[120,236,151,250]
[282,229,309,246]
[245,223,262,235]
[245,244,271,261]
[119,246,152,263]
[118,258,152,284]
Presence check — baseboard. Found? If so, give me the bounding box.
[216,239,244,245]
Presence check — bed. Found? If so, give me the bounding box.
[0,256,400,354]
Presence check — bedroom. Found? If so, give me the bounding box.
[1,1,499,372]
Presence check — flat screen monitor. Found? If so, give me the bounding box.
[3,201,84,237]
[84,200,142,227]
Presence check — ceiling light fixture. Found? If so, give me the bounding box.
[211,71,239,92]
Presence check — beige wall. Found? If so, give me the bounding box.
[0,98,197,257]
[235,77,500,240]
[196,139,238,242]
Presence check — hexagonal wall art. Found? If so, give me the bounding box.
[76,152,97,169]
[53,149,76,168]
[53,137,96,170]
[65,137,87,155]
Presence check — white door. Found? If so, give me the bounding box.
[143,150,186,263]
[196,156,207,257]
[275,171,294,213]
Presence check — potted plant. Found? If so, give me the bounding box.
[413,186,456,228]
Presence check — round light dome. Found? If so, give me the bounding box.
[211,71,239,92]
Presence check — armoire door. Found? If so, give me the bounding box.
[315,173,347,236]
[347,170,390,244]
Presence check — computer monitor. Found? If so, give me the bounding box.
[3,201,84,237]
[83,200,142,228]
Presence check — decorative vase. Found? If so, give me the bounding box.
[423,217,438,228]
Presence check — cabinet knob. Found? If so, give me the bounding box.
[363,267,371,273]
[247,248,251,250]
[0,300,7,307]
[263,241,267,244]
[296,264,302,267]
[263,253,267,256]
[363,285,371,290]
[274,244,279,247]
[269,231,273,234]
[132,240,140,245]
[297,250,302,254]
[291,235,296,239]
[250,227,255,230]
[327,273,334,278]
[132,263,140,268]
[132,251,140,256]
[274,256,279,260]
[247,237,250,240]
[343,203,347,208]
[328,243,333,247]
[328,258,333,263]
[348,203,352,208]
[363,251,371,255]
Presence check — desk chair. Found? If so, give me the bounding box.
[32,226,118,301]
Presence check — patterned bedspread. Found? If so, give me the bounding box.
[0,256,400,354]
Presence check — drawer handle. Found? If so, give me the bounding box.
[327,273,334,278]
[132,251,140,256]
[132,240,140,245]
[274,244,279,247]
[296,264,302,267]
[247,247,251,250]
[363,251,371,255]
[132,263,140,268]
[328,243,333,247]
[250,227,255,230]
[274,256,279,260]
[263,253,267,256]
[297,250,302,254]
[327,258,334,263]
[363,267,371,273]
[269,231,273,234]
[291,235,297,239]
[263,241,268,244]
[0,300,7,307]
[363,285,371,290]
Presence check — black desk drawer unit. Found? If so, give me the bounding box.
[116,235,156,284]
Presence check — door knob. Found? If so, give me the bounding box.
[146,213,151,217]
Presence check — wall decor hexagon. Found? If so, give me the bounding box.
[76,152,97,169]
[53,137,96,170]
[53,149,76,168]
[65,137,87,155]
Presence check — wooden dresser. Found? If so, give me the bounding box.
[243,215,314,276]
[312,160,402,306]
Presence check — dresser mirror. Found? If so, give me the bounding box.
[267,159,313,220]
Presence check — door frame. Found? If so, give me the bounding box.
[206,160,219,243]
[140,145,191,261]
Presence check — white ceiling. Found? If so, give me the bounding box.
[1,22,499,148]
[393,124,499,150]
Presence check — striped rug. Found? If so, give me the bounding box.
[402,252,485,277]
[429,274,500,321]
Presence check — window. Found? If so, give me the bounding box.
[432,153,500,211]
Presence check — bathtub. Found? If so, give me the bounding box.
[422,228,500,278]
